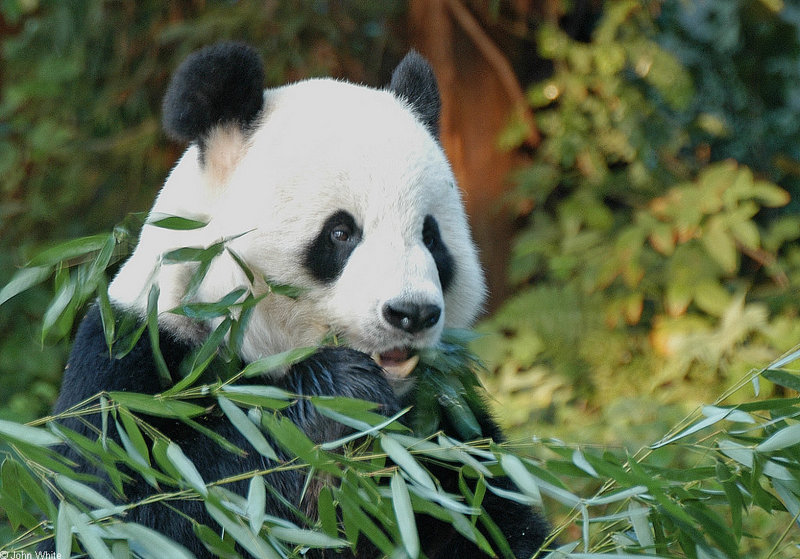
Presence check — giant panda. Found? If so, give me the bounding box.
[48,43,549,558]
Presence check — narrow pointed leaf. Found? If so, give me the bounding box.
[0,419,62,447]
[381,435,435,491]
[55,475,115,510]
[147,212,209,230]
[247,476,267,533]
[391,472,419,558]
[0,265,51,307]
[166,442,208,496]
[218,396,279,461]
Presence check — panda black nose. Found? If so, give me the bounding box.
[383,301,442,334]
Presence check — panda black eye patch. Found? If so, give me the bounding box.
[423,215,454,291]
[304,210,362,283]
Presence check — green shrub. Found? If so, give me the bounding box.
[482,1,800,445]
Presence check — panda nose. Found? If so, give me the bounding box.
[383,300,442,334]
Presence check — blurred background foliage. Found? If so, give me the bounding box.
[3,0,800,554]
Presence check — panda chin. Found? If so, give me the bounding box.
[371,348,420,381]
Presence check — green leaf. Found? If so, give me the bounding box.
[269,526,348,548]
[194,523,239,559]
[701,217,738,273]
[108,392,206,418]
[64,501,115,559]
[27,234,112,267]
[97,275,116,351]
[147,212,209,230]
[266,280,305,299]
[166,441,208,496]
[227,246,255,285]
[756,423,800,452]
[751,180,790,208]
[119,411,151,466]
[163,317,233,396]
[0,265,51,307]
[380,434,435,491]
[0,418,62,446]
[391,472,419,558]
[500,454,543,507]
[247,475,267,534]
[116,522,198,559]
[55,501,73,559]
[259,413,323,469]
[317,486,338,538]
[241,347,318,377]
[41,279,76,341]
[763,369,800,392]
[55,474,115,510]
[219,384,293,410]
[319,407,409,451]
[146,283,173,389]
[3,458,51,515]
[218,396,279,461]
[170,288,248,319]
[205,501,281,559]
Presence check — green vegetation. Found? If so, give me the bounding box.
[481,1,800,447]
[3,0,800,557]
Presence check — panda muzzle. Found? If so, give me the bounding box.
[372,348,420,380]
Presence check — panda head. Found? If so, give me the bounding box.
[108,43,486,383]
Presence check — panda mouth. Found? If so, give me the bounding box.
[371,347,420,380]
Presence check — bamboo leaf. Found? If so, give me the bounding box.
[391,472,419,558]
[166,442,208,496]
[28,234,112,267]
[269,526,348,548]
[116,522,198,559]
[108,392,206,418]
[55,474,116,510]
[218,396,279,461]
[146,283,172,388]
[763,369,800,392]
[380,434,435,491]
[147,212,209,230]
[247,475,267,534]
[193,523,239,559]
[56,500,73,559]
[241,347,317,377]
[0,418,62,447]
[64,501,115,559]
[0,265,51,307]
[317,486,338,538]
[756,423,800,452]
[205,501,281,559]
[500,454,543,506]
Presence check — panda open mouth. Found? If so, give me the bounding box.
[371,347,420,380]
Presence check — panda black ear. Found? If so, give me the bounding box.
[388,51,441,139]
[162,42,265,152]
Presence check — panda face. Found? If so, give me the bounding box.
[108,46,486,383]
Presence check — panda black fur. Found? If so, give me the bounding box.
[47,43,549,558]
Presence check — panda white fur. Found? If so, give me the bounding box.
[49,43,548,558]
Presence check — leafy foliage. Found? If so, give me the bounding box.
[4,1,800,557]
[1,208,800,557]
[481,1,800,447]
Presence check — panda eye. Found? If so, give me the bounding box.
[331,224,352,243]
[422,218,438,249]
